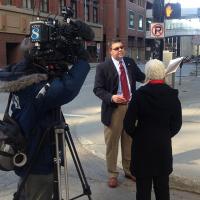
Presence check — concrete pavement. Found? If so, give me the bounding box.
[1,133,200,200]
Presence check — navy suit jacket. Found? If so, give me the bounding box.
[93,57,145,126]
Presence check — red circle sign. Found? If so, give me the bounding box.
[152,24,164,37]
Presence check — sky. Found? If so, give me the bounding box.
[165,0,200,8]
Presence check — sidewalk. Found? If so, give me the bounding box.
[72,63,200,195]
[171,73,200,193]
[1,139,200,200]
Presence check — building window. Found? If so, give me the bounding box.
[138,0,145,7]
[93,7,98,23]
[128,36,135,47]
[84,1,90,22]
[138,15,144,31]
[146,18,152,31]
[71,1,77,18]
[22,0,33,9]
[93,1,98,23]
[4,0,12,5]
[40,0,49,13]
[129,11,135,29]
[60,0,65,14]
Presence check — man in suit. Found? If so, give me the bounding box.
[93,39,145,188]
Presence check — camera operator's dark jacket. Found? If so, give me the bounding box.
[9,59,90,176]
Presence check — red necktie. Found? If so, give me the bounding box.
[119,61,130,101]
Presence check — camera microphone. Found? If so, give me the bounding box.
[70,20,95,41]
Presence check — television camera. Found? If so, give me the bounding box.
[28,6,94,75]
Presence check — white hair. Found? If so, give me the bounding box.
[145,59,166,81]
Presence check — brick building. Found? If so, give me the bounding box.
[0,0,103,66]
[103,0,147,61]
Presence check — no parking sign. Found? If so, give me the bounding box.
[150,23,165,38]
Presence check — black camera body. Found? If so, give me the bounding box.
[29,6,94,69]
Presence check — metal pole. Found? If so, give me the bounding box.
[152,0,165,60]
[196,61,198,77]
[179,65,182,85]
[84,0,87,49]
[196,44,199,76]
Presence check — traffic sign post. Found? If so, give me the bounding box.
[152,0,165,61]
[150,23,165,60]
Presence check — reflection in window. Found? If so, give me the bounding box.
[165,18,200,30]
[60,0,65,14]
[86,5,90,21]
[138,15,143,31]
[129,11,135,29]
[138,0,144,7]
[71,1,77,18]
[93,6,98,23]
[40,0,49,13]
[84,3,90,22]
[22,0,34,9]
[146,18,152,31]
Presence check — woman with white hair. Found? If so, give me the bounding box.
[123,59,182,200]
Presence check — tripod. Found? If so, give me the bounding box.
[52,109,92,200]
[13,107,92,200]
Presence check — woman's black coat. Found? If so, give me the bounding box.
[123,83,182,178]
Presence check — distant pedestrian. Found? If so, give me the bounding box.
[93,39,145,188]
[124,59,182,200]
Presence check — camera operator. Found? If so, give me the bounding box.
[10,37,90,200]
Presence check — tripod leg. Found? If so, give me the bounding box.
[53,128,63,200]
[53,126,71,200]
[65,125,92,200]
[61,132,69,200]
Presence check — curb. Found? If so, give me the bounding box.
[170,174,200,194]
[75,134,200,195]
[70,120,200,195]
